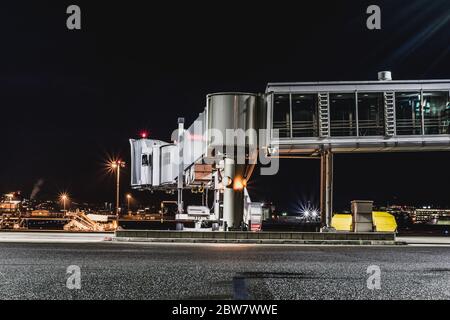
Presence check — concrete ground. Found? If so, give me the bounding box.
[397,236,450,245]
[0,231,448,245]
[0,231,111,243]
[0,233,449,300]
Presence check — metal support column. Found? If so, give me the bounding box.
[223,158,245,230]
[213,171,221,221]
[177,118,184,214]
[223,158,235,230]
[320,150,333,228]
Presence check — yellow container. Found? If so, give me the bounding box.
[331,214,353,231]
[372,211,397,232]
[331,211,397,232]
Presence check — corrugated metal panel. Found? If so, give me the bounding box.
[184,112,206,170]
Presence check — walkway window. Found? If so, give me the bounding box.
[330,93,357,136]
[142,154,150,166]
[396,92,422,135]
[273,94,291,138]
[423,91,450,135]
[358,92,384,136]
[291,94,318,137]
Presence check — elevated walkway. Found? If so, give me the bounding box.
[266,79,450,155]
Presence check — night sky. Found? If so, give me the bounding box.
[1,1,449,212]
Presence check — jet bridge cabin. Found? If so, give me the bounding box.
[129,138,178,190]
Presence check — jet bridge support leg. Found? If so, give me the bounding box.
[213,172,221,221]
[223,158,245,230]
[320,150,333,228]
[177,118,185,214]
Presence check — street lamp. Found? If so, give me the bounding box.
[126,194,132,214]
[110,160,125,218]
[60,193,69,213]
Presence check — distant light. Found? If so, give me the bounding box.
[296,201,320,221]
[126,194,132,199]
[110,160,125,169]
[60,193,69,201]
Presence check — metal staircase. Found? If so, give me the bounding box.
[384,91,396,137]
[318,93,330,138]
[64,212,98,231]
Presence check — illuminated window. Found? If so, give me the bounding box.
[423,91,449,135]
[330,93,357,136]
[273,94,291,138]
[395,92,421,135]
[358,92,384,136]
[291,94,318,137]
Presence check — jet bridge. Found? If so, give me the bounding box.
[130,73,450,230]
[130,92,266,230]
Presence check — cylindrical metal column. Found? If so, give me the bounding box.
[320,150,333,228]
[232,165,245,229]
[213,171,221,221]
[116,165,120,216]
[177,118,185,214]
[223,158,246,230]
[206,92,265,231]
[223,158,235,230]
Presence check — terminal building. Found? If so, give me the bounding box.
[130,72,450,231]
[414,208,450,224]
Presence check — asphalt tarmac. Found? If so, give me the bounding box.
[0,239,449,300]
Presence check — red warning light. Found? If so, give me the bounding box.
[140,131,149,139]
